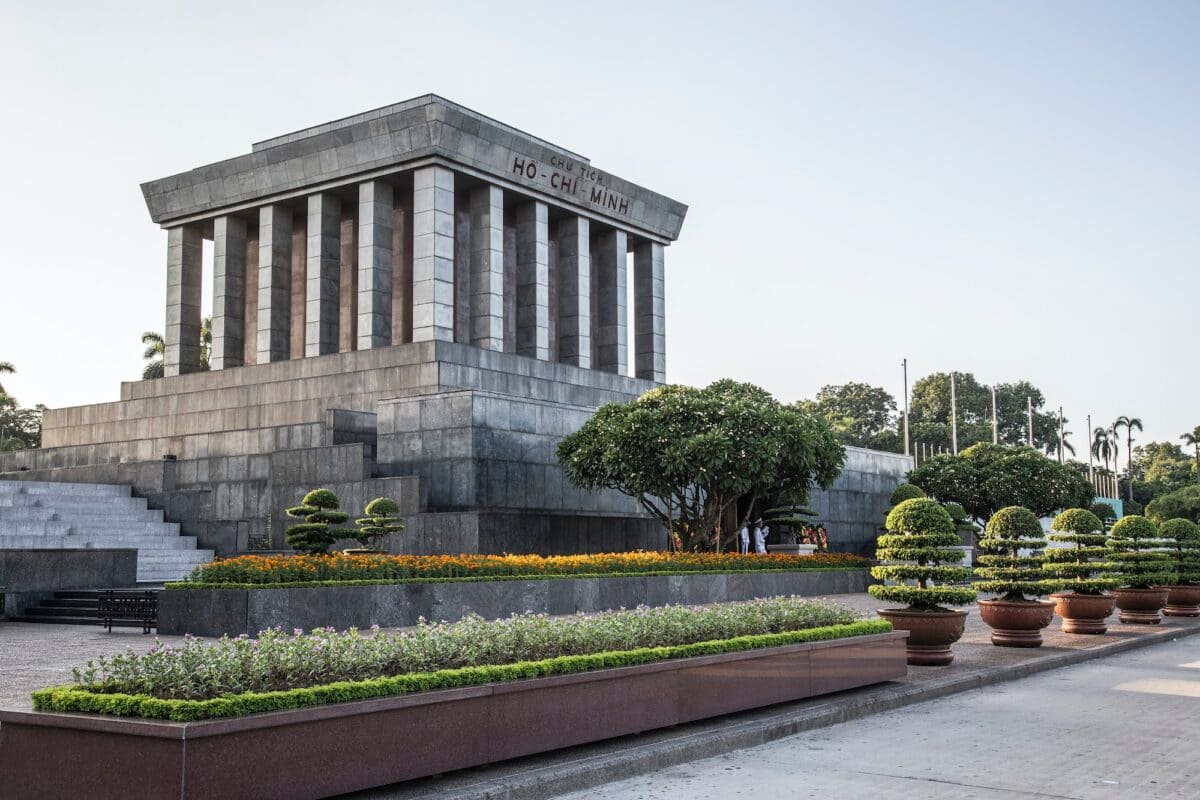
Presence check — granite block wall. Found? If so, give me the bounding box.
[808,446,913,555]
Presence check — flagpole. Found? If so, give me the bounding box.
[950,372,958,455]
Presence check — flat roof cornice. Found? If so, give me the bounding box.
[141,95,687,241]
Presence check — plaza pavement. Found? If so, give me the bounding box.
[558,635,1200,799]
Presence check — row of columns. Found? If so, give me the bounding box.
[164,167,666,382]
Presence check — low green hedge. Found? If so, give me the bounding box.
[32,619,892,722]
[165,566,871,591]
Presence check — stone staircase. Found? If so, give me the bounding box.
[0,480,213,582]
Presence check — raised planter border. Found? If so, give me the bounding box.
[160,568,873,636]
[0,630,907,800]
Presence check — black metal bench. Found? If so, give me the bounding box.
[98,590,157,634]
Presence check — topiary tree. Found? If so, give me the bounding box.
[1161,518,1200,585]
[1107,515,1174,589]
[889,482,926,507]
[1044,509,1118,595]
[285,488,351,555]
[974,506,1048,601]
[945,501,979,547]
[353,497,406,550]
[869,498,977,610]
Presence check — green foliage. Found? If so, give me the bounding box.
[889,483,926,506]
[909,443,1093,523]
[1160,518,1200,585]
[797,382,899,451]
[1108,515,1174,589]
[908,374,1063,454]
[1089,502,1118,526]
[0,394,44,451]
[557,380,846,551]
[870,498,976,610]
[1130,441,1196,498]
[1043,508,1119,594]
[35,620,892,722]
[1146,485,1200,525]
[285,488,350,555]
[352,497,406,549]
[973,506,1047,600]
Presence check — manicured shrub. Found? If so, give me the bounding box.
[1043,508,1118,595]
[34,618,893,722]
[890,483,926,506]
[63,597,869,703]
[1160,518,1200,585]
[285,488,350,555]
[1108,515,1174,589]
[353,497,406,550]
[869,498,976,610]
[973,506,1047,601]
[177,551,872,587]
[1089,502,1118,529]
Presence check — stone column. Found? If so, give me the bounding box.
[339,205,357,352]
[164,225,202,376]
[256,205,292,363]
[591,229,627,375]
[556,216,590,368]
[305,193,341,357]
[242,226,259,366]
[633,240,666,382]
[411,166,455,342]
[515,201,550,360]
[357,180,393,350]
[469,185,505,350]
[210,215,247,370]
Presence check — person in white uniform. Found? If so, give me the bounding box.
[753,519,769,554]
[738,524,750,554]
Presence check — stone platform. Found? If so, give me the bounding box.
[0,342,661,556]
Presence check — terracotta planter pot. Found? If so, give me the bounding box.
[1164,585,1200,617]
[978,598,1055,647]
[1050,592,1116,635]
[1113,587,1170,624]
[877,608,968,666]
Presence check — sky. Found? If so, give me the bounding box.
[1,1,1197,451]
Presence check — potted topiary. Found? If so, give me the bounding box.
[1108,514,1174,624]
[974,506,1054,647]
[285,488,351,555]
[1044,508,1119,634]
[348,497,407,554]
[944,501,978,565]
[764,505,819,555]
[870,497,976,665]
[1161,518,1200,617]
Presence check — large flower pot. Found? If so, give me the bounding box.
[1113,587,1170,624]
[1164,585,1200,617]
[1050,591,1117,635]
[877,608,968,666]
[978,598,1055,647]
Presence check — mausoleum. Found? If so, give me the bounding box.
[0,95,909,579]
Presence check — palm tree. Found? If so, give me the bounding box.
[1092,427,1115,475]
[141,332,165,379]
[141,319,212,380]
[1182,426,1200,483]
[0,361,14,396]
[1113,416,1143,502]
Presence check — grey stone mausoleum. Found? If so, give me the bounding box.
[0,95,910,560]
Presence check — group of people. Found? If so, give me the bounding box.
[738,518,770,555]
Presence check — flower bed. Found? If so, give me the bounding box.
[37,597,882,720]
[173,550,871,588]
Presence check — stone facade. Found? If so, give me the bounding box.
[808,446,914,555]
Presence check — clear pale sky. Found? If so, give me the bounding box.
[1,1,1196,450]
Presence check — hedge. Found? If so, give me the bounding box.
[32,620,892,722]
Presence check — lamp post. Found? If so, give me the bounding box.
[950,371,958,455]
[902,358,910,458]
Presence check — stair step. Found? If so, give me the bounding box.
[25,606,100,618]
[0,480,130,496]
[7,615,103,626]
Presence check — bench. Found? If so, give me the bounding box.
[98,590,157,634]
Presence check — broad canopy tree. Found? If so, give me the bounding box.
[557,380,846,552]
[908,442,1093,528]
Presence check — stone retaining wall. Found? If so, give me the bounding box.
[159,568,872,637]
[0,548,138,616]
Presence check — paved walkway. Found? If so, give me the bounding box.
[558,635,1200,799]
